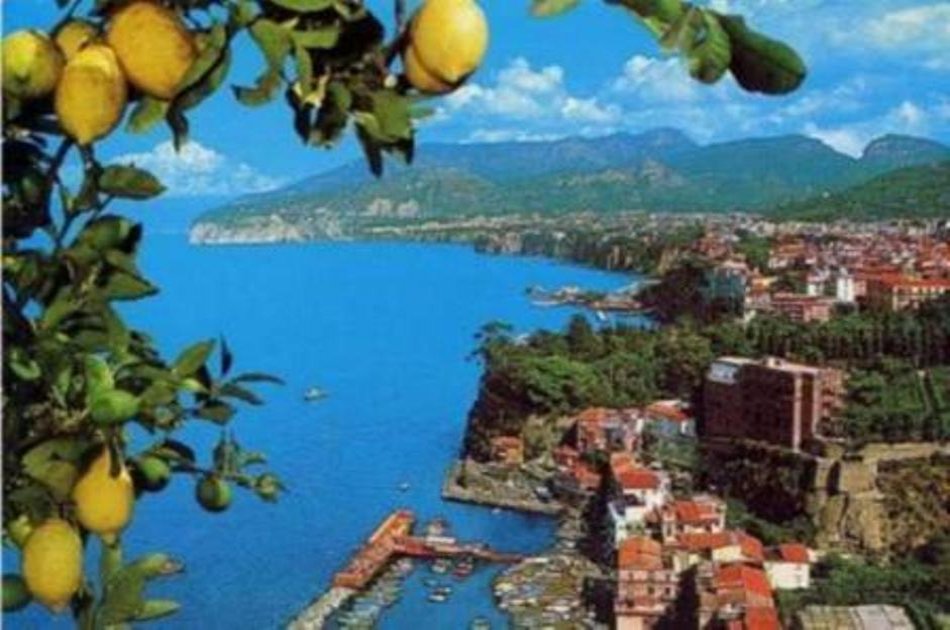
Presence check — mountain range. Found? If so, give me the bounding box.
[197,129,950,226]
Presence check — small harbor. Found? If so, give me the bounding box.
[288,510,524,628]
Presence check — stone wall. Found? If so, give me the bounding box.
[701,439,949,554]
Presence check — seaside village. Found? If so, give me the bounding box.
[696,218,950,322]
[453,220,950,629]
[294,217,948,630]
[476,365,831,630]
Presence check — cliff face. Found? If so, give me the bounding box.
[702,440,950,554]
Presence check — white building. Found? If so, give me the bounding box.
[835,270,856,303]
[765,544,813,590]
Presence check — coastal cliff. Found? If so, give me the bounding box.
[701,439,950,554]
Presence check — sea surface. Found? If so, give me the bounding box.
[6,232,643,629]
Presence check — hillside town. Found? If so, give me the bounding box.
[433,214,950,629]
[694,217,950,322]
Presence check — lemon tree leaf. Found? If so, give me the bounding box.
[231,372,285,385]
[233,71,283,106]
[39,287,79,330]
[100,269,158,301]
[76,216,140,251]
[219,383,263,405]
[718,14,806,94]
[250,19,291,71]
[687,11,731,84]
[311,81,351,145]
[531,0,580,17]
[127,98,169,135]
[173,340,215,377]
[177,47,232,112]
[99,166,165,200]
[195,400,235,424]
[291,24,341,49]
[177,23,228,95]
[220,336,233,376]
[136,600,180,621]
[23,437,89,500]
[266,0,334,11]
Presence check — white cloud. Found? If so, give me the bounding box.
[442,57,621,127]
[113,141,284,197]
[610,55,701,103]
[826,3,950,70]
[803,123,867,157]
[862,4,950,48]
[802,99,937,157]
[464,129,563,143]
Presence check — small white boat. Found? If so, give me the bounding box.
[303,387,328,402]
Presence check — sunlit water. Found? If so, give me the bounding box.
[5,233,643,629]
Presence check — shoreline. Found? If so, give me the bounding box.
[440,461,564,516]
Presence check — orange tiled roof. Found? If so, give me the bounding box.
[645,401,690,423]
[675,531,764,563]
[726,607,781,630]
[572,462,602,489]
[618,536,663,570]
[617,468,661,491]
[667,499,722,524]
[879,275,950,289]
[775,543,810,564]
[714,564,773,601]
[610,452,637,475]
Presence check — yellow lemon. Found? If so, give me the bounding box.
[106,1,197,100]
[403,45,453,95]
[54,20,98,60]
[2,30,64,100]
[55,44,128,145]
[72,448,134,543]
[405,0,487,90]
[22,518,82,613]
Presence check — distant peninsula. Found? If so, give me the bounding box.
[189,129,950,245]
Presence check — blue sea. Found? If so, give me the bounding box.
[6,227,641,629]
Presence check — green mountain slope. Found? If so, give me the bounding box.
[771,161,950,221]
[196,130,950,227]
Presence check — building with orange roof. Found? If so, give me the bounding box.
[764,543,813,590]
[658,495,726,543]
[609,458,671,544]
[698,562,777,629]
[865,274,950,311]
[615,536,679,630]
[642,399,696,438]
[672,530,764,569]
[574,406,639,453]
[726,606,781,630]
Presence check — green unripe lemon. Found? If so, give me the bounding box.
[2,574,32,612]
[196,475,231,513]
[132,456,171,493]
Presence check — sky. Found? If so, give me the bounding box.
[4,0,950,198]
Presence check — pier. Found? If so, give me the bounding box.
[290,509,524,628]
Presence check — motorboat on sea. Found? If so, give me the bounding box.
[303,386,328,402]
